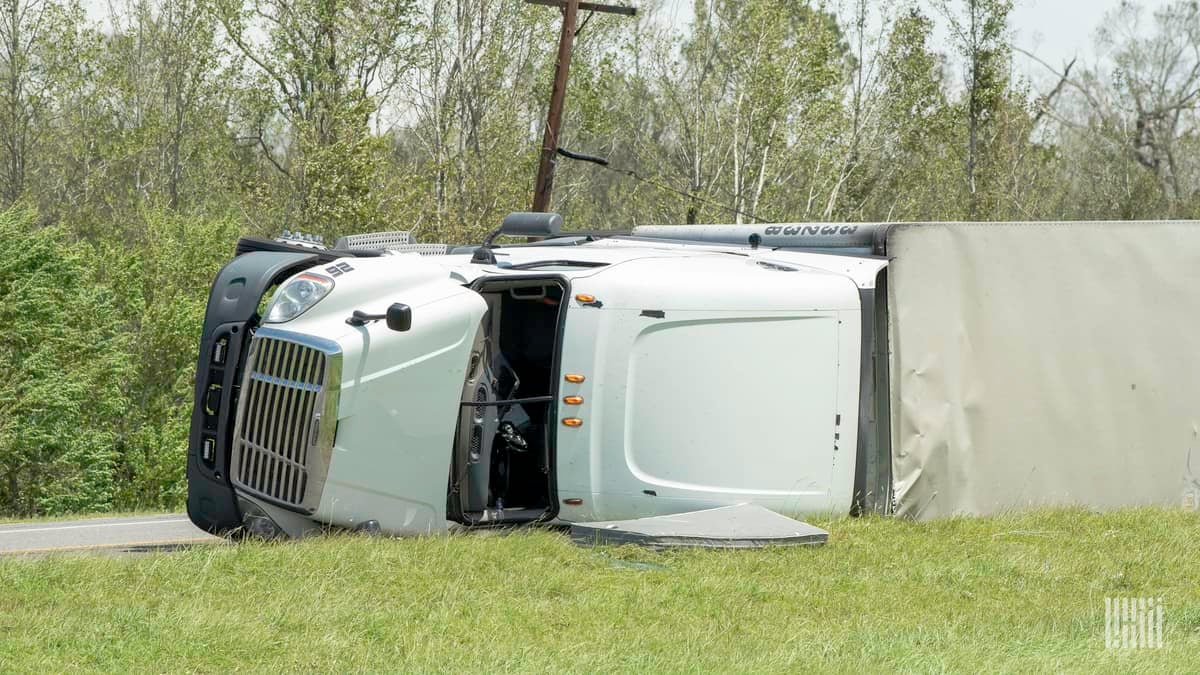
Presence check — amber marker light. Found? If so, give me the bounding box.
[563,395,584,405]
[575,293,596,303]
[564,374,586,383]
[563,498,584,506]
[562,418,583,427]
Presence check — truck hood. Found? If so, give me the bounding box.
[244,253,488,534]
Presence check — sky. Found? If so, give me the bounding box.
[654,0,1172,82]
[1007,0,1140,72]
[80,0,1161,73]
[78,0,1167,90]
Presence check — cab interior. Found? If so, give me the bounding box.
[448,278,566,524]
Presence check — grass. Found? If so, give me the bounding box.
[0,508,1197,673]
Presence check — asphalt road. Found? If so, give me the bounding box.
[0,514,221,556]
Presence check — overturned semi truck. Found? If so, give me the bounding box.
[186,216,1200,537]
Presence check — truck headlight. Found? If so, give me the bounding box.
[263,272,334,323]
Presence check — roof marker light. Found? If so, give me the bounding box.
[564,374,586,383]
[562,418,583,427]
[563,396,583,405]
[563,498,584,506]
[575,293,596,303]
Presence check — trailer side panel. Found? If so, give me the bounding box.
[887,221,1200,518]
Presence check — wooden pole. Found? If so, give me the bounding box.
[531,0,580,213]
[528,0,635,213]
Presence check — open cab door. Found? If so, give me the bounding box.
[447,277,569,526]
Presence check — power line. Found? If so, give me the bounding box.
[555,147,777,224]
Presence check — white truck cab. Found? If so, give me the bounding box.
[187,214,888,537]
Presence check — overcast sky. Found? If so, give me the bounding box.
[80,0,1166,87]
[654,0,1171,82]
[82,0,1161,72]
[1008,0,1140,69]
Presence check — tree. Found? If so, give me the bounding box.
[102,209,242,509]
[92,0,236,213]
[1027,1,1200,217]
[0,208,130,515]
[858,7,956,220]
[938,0,1012,218]
[0,0,87,207]
[647,0,848,224]
[213,0,417,234]
[391,0,560,240]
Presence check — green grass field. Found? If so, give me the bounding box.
[0,508,1197,673]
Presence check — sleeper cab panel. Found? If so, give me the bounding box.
[555,256,863,522]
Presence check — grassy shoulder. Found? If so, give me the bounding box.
[0,507,1196,672]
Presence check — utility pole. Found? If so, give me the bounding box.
[527,0,636,213]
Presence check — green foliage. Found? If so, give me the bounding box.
[0,204,237,516]
[862,8,958,220]
[0,208,131,515]
[100,210,242,510]
[211,0,418,235]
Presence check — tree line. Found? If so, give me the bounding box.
[1,0,1198,515]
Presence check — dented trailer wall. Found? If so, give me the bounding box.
[883,222,1200,519]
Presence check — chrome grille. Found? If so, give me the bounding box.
[231,329,341,512]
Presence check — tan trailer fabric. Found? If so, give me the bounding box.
[887,222,1200,519]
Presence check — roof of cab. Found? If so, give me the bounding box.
[427,237,888,289]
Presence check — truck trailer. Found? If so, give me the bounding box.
[186,215,1200,537]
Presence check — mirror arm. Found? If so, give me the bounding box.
[471,228,502,265]
[346,310,384,327]
[347,303,412,331]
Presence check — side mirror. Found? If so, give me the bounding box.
[472,212,564,265]
[386,303,412,332]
